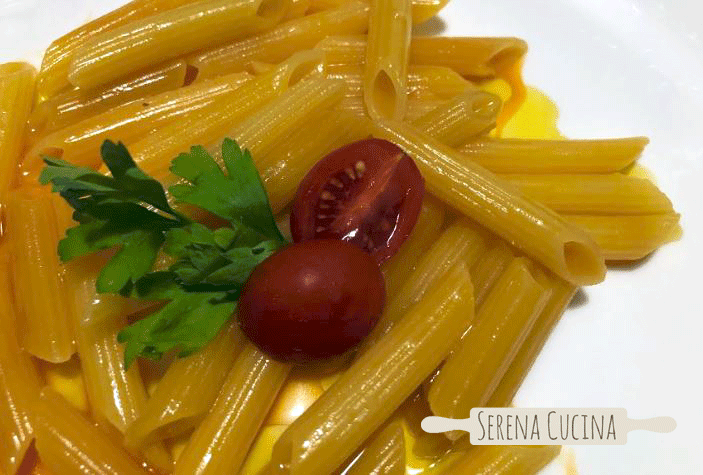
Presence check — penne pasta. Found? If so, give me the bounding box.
[68,0,289,90]
[412,89,501,147]
[0,256,42,475]
[23,70,258,174]
[35,0,199,101]
[565,213,681,261]
[316,35,527,77]
[345,421,405,475]
[308,0,447,23]
[428,258,551,436]
[262,110,371,213]
[190,1,370,80]
[5,190,75,363]
[174,343,291,475]
[381,195,446,300]
[440,445,561,475]
[372,119,607,286]
[125,322,245,448]
[33,388,151,475]
[0,63,35,199]
[360,218,487,354]
[363,0,412,120]
[29,60,188,141]
[489,274,577,408]
[266,263,473,475]
[285,0,313,20]
[131,50,324,181]
[501,173,674,215]
[470,240,515,307]
[458,137,649,174]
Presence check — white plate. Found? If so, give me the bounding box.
[2,1,702,473]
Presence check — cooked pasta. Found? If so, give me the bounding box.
[345,420,405,475]
[469,240,515,307]
[372,119,607,285]
[439,445,562,475]
[0,63,35,200]
[363,0,412,120]
[458,137,648,174]
[68,0,289,89]
[308,0,448,23]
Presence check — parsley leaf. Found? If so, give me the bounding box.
[169,139,285,241]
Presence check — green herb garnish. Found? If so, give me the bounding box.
[40,139,287,367]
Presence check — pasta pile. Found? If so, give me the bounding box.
[0,0,680,474]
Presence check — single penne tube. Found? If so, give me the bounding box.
[29,60,188,141]
[565,213,681,261]
[69,0,289,90]
[336,94,446,119]
[22,70,257,174]
[345,421,405,475]
[501,173,674,215]
[266,263,474,475]
[360,219,487,354]
[470,240,514,307]
[439,445,561,475]
[262,110,371,213]
[35,0,198,101]
[132,50,324,181]
[489,275,577,408]
[33,388,151,475]
[5,191,74,363]
[457,137,648,174]
[381,195,446,300]
[190,1,370,80]
[125,322,245,448]
[0,256,43,475]
[0,63,35,198]
[372,119,607,286]
[363,0,412,120]
[428,258,551,432]
[308,0,447,23]
[411,89,501,147]
[65,255,171,470]
[316,35,527,77]
[174,343,292,475]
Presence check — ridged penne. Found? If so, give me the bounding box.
[412,89,501,147]
[23,70,257,174]
[35,0,198,101]
[316,35,528,77]
[428,258,551,436]
[372,119,607,286]
[0,256,42,475]
[381,195,446,299]
[190,1,370,80]
[131,50,324,180]
[345,421,405,475]
[360,219,487,354]
[458,137,648,174]
[470,240,515,307]
[33,388,151,475]
[5,191,74,363]
[125,322,245,448]
[308,0,447,23]
[69,0,289,89]
[261,110,371,213]
[364,0,412,120]
[174,343,291,475]
[440,445,561,475]
[565,213,681,261]
[502,173,674,215]
[266,263,473,475]
[29,60,188,141]
[489,274,576,408]
[0,62,35,199]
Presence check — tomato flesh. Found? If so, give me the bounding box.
[290,139,424,264]
[238,239,386,363]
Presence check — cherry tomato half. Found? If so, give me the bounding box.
[238,239,386,363]
[290,139,425,265]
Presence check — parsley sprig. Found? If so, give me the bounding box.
[40,139,287,367]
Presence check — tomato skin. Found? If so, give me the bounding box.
[238,239,386,363]
[290,139,424,265]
